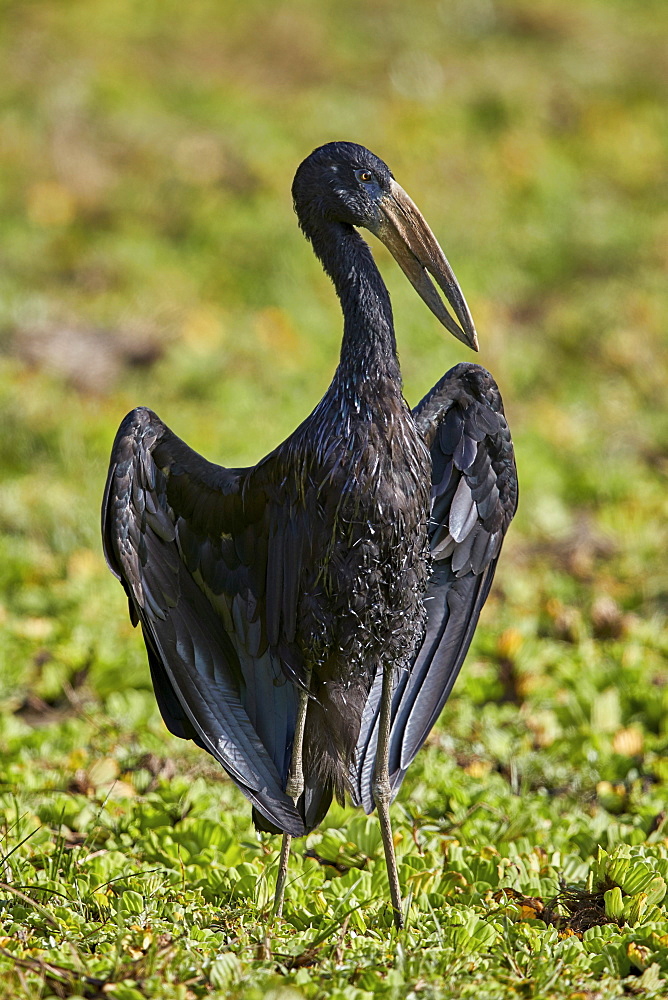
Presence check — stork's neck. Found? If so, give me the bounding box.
[310,223,402,391]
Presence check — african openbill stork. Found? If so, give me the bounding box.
[102,141,517,928]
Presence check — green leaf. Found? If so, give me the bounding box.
[604,886,624,920]
[209,953,242,990]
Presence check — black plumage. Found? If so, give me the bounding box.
[102,141,517,922]
[353,363,517,811]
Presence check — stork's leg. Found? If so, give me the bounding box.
[373,662,403,929]
[273,672,311,918]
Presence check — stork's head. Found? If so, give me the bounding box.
[292,141,478,351]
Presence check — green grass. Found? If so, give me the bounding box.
[2,0,668,996]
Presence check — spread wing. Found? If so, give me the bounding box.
[102,406,307,836]
[353,363,518,812]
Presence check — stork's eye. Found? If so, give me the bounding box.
[355,169,374,184]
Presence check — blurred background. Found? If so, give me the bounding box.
[1,0,668,783]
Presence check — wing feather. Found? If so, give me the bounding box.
[102,407,304,836]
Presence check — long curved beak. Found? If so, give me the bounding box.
[369,178,478,351]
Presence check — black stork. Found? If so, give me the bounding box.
[102,141,517,928]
